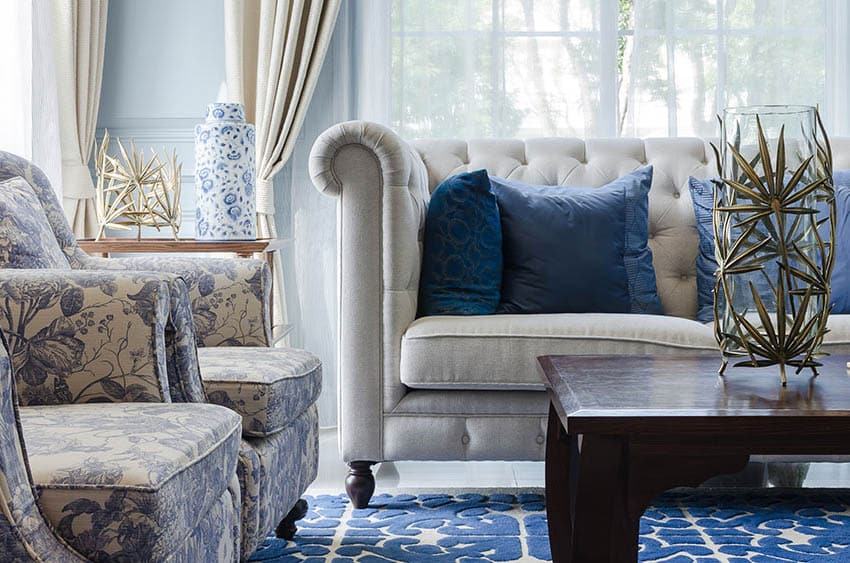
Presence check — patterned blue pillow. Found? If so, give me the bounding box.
[689,172,850,320]
[688,177,720,323]
[418,170,502,316]
[0,177,69,269]
[828,170,850,313]
[491,167,663,315]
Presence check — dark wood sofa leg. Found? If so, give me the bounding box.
[346,461,376,508]
[275,498,309,541]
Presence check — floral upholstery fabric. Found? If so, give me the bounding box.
[0,177,69,270]
[84,255,272,348]
[21,402,242,561]
[0,152,84,267]
[170,487,238,563]
[236,440,262,557]
[199,347,322,437]
[163,276,206,403]
[0,151,321,560]
[0,337,85,562]
[238,404,319,556]
[0,270,172,406]
[0,150,272,349]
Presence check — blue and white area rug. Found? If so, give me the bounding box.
[249,490,850,562]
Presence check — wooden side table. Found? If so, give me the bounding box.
[77,238,291,339]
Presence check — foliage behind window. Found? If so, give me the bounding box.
[391,0,828,139]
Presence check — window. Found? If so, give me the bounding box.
[390,0,848,139]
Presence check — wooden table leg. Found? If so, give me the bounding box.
[571,434,632,563]
[545,404,578,562]
[552,431,750,563]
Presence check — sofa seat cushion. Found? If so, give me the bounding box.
[21,402,241,562]
[199,347,322,438]
[401,313,718,390]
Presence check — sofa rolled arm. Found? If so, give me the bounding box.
[81,255,272,348]
[0,269,172,406]
[309,121,430,462]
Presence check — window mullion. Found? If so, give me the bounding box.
[825,0,850,135]
[664,0,678,136]
[599,0,619,137]
[716,0,726,130]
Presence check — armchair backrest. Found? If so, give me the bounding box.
[0,152,90,269]
[0,334,83,561]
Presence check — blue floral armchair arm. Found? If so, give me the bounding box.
[0,334,86,561]
[81,256,272,347]
[0,270,174,406]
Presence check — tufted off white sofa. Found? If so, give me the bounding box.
[310,120,850,507]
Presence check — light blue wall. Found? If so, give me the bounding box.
[98,0,226,236]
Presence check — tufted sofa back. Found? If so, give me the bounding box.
[412,137,850,319]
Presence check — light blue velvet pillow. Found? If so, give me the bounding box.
[491,167,663,315]
[418,170,503,316]
[0,177,69,270]
[689,172,850,320]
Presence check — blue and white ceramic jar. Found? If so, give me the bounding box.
[193,102,257,240]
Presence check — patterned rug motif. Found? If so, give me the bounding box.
[248,490,850,562]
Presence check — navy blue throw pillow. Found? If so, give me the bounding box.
[491,167,663,315]
[689,172,850,320]
[418,170,503,316]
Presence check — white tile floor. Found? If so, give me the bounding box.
[306,427,850,496]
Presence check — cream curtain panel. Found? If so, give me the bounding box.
[225,0,341,331]
[53,0,109,239]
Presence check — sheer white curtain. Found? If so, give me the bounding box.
[376,0,850,139]
[0,0,62,192]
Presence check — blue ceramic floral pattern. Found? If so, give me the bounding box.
[249,491,850,562]
[194,102,258,241]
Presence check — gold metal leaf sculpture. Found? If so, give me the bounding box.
[712,107,835,385]
[94,130,182,240]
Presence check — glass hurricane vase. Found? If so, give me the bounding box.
[714,105,835,385]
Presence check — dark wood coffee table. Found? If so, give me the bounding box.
[538,354,850,563]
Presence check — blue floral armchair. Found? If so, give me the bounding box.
[0,288,242,561]
[0,151,321,559]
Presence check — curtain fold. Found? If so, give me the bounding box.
[225,0,342,334]
[53,0,109,239]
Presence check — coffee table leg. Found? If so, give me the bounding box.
[571,434,635,562]
[565,436,750,563]
[545,404,578,562]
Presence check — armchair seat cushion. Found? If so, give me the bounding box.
[199,347,322,437]
[401,313,718,390]
[20,402,241,561]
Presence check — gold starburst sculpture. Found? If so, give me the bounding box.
[712,107,835,385]
[94,130,182,240]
